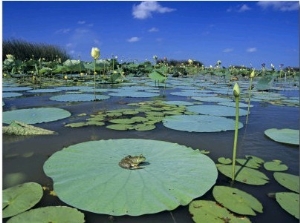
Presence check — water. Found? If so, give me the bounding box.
[2,79,299,223]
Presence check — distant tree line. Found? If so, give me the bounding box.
[2,39,70,62]
[156,58,204,67]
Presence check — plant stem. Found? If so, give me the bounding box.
[232,95,240,182]
[246,77,253,124]
[94,59,96,100]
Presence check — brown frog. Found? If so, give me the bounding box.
[119,154,146,169]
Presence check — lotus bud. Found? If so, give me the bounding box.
[250,70,255,78]
[188,59,193,65]
[6,54,15,60]
[233,83,240,98]
[91,47,100,60]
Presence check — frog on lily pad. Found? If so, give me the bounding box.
[119,154,146,170]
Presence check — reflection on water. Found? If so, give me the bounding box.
[2,86,299,223]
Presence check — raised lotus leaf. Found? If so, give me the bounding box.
[3,107,71,124]
[3,121,56,136]
[43,139,218,216]
[273,172,299,193]
[6,206,85,223]
[264,160,288,171]
[264,128,299,146]
[189,200,251,223]
[213,186,263,216]
[217,164,269,185]
[275,192,299,219]
[3,182,43,218]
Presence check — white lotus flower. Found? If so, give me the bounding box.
[91,47,100,60]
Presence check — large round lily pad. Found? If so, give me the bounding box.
[275,192,299,219]
[163,115,243,132]
[6,206,85,223]
[3,107,71,124]
[50,93,110,102]
[3,182,43,218]
[43,139,218,216]
[273,172,299,193]
[187,105,248,117]
[264,128,299,146]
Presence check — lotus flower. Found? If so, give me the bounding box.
[233,83,240,98]
[91,47,100,60]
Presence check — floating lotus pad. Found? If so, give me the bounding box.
[6,206,85,223]
[273,172,299,193]
[163,115,243,132]
[109,90,160,98]
[264,160,288,171]
[3,182,43,218]
[192,96,233,103]
[213,186,263,216]
[275,192,299,219]
[3,87,32,92]
[187,105,248,116]
[3,107,71,124]
[43,139,218,216]
[218,101,253,108]
[264,128,299,146]
[189,200,251,223]
[2,92,23,98]
[27,89,61,93]
[50,93,110,102]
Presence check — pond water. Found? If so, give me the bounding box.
[2,76,299,223]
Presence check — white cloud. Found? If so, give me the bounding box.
[55,28,71,34]
[246,47,257,53]
[132,1,176,19]
[238,4,251,12]
[78,20,86,25]
[223,48,234,53]
[257,1,299,11]
[127,37,140,42]
[148,27,159,32]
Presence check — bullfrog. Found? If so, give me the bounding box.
[119,154,146,169]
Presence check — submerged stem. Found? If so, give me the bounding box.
[232,95,240,182]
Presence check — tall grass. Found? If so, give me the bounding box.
[3,39,70,61]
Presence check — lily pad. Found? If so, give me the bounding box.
[218,157,232,164]
[264,160,288,171]
[189,200,251,223]
[3,107,71,124]
[6,206,85,223]
[192,96,233,103]
[264,128,299,146]
[3,182,43,218]
[43,139,218,216]
[217,164,269,185]
[236,158,261,169]
[275,192,299,219]
[213,186,263,216]
[3,121,56,135]
[187,105,248,117]
[50,93,110,102]
[163,115,243,132]
[273,172,299,193]
[2,92,22,98]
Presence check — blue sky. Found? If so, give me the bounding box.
[3,1,299,69]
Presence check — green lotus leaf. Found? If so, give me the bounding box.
[264,160,288,171]
[187,105,248,117]
[255,75,274,91]
[131,116,149,122]
[236,158,261,169]
[165,101,194,106]
[217,164,269,185]
[213,186,263,216]
[106,124,134,130]
[109,90,159,98]
[3,182,43,218]
[6,206,85,223]
[275,192,299,219]
[192,96,233,103]
[149,70,167,82]
[86,121,105,126]
[2,92,22,98]
[43,139,218,216]
[3,121,56,135]
[109,118,136,124]
[163,115,243,132]
[122,110,139,115]
[245,155,264,164]
[273,172,299,193]
[65,122,89,128]
[28,89,61,93]
[3,107,71,124]
[264,128,299,146]
[218,101,253,108]
[134,124,156,131]
[3,87,32,92]
[189,200,251,223]
[218,157,232,164]
[50,93,110,102]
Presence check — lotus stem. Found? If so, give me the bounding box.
[232,83,240,182]
[246,77,253,124]
[94,59,96,100]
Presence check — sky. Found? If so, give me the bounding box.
[2,1,299,69]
